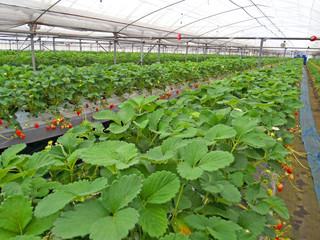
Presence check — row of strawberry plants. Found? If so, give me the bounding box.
[307,59,320,91]
[0,59,303,240]
[0,50,267,67]
[0,57,281,129]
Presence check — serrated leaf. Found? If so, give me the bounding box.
[24,212,59,236]
[30,178,60,198]
[229,172,244,187]
[160,233,190,240]
[174,194,192,211]
[232,117,259,136]
[263,226,277,239]
[206,216,237,240]
[58,178,108,196]
[238,211,266,236]
[90,208,138,240]
[79,141,138,168]
[189,232,209,240]
[0,195,32,233]
[93,110,120,124]
[0,228,17,240]
[148,108,164,132]
[177,162,203,180]
[199,110,218,125]
[220,182,241,203]
[200,173,224,194]
[117,103,136,124]
[142,146,174,163]
[1,176,31,197]
[1,143,26,168]
[240,132,272,149]
[181,141,208,165]
[198,151,234,171]
[23,152,57,172]
[140,171,180,204]
[264,196,290,219]
[236,229,256,240]
[101,175,141,213]
[52,199,106,238]
[108,122,130,134]
[248,201,270,215]
[205,124,236,140]
[34,191,75,218]
[139,204,168,238]
[57,133,84,155]
[184,215,208,231]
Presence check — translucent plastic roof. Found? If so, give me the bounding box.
[0,0,319,52]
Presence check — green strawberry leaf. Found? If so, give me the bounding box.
[220,182,241,203]
[90,208,138,240]
[34,191,75,218]
[206,216,237,240]
[93,110,120,124]
[52,199,106,238]
[238,210,266,236]
[1,176,31,197]
[1,144,26,168]
[181,140,208,165]
[0,195,32,233]
[198,151,234,171]
[264,196,290,219]
[142,146,174,163]
[57,178,108,196]
[108,123,130,134]
[138,204,168,238]
[189,231,209,240]
[24,212,59,236]
[232,117,259,136]
[177,162,204,180]
[140,170,180,204]
[205,124,236,140]
[11,236,42,240]
[101,174,141,213]
[160,233,190,240]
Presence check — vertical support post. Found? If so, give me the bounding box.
[283,48,287,62]
[196,45,199,62]
[114,38,117,65]
[53,37,56,53]
[29,24,36,71]
[258,39,264,69]
[9,40,11,50]
[204,44,207,61]
[224,48,226,59]
[39,37,42,51]
[185,43,188,62]
[158,40,161,62]
[79,39,82,52]
[16,39,18,50]
[132,44,134,53]
[96,41,99,52]
[140,41,144,65]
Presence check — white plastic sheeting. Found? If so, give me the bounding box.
[0,0,319,52]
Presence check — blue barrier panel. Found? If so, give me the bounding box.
[300,67,320,206]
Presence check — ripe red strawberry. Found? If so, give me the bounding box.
[287,168,293,174]
[16,130,21,136]
[52,125,56,130]
[0,119,2,125]
[60,118,64,122]
[195,85,199,88]
[76,111,81,116]
[110,103,115,109]
[5,125,7,129]
[46,126,50,131]
[277,184,284,192]
[20,134,26,139]
[68,123,72,128]
[52,119,57,125]
[176,90,179,94]
[92,117,95,120]
[276,222,283,230]
[275,237,279,240]
[35,123,39,128]
[295,112,298,115]
[96,108,99,111]
[171,88,173,90]
[86,104,89,108]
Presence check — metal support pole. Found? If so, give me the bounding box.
[79,39,82,52]
[16,40,18,50]
[185,43,188,62]
[283,48,287,62]
[204,44,207,61]
[257,39,265,69]
[53,37,56,53]
[9,40,11,50]
[114,39,117,65]
[196,46,199,62]
[96,41,99,52]
[158,40,161,62]
[132,44,134,53]
[29,24,36,71]
[39,37,42,51]
[140,42,144,65]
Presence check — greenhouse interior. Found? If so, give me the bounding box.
[0,0,320,239]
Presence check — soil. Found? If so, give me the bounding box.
[276,66,320,240]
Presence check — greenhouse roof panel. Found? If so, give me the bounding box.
[0,0,319,52]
